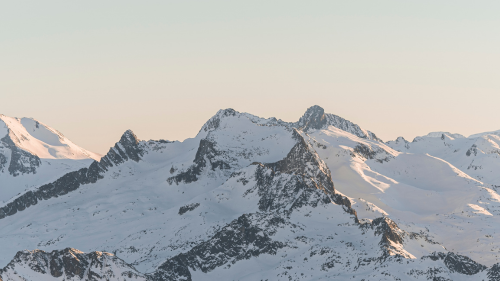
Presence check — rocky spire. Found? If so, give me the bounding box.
[295,105,328,132]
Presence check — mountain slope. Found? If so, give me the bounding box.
[1,106,500,280]
[0,115,100,204]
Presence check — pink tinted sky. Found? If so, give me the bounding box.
[1,1,499,154]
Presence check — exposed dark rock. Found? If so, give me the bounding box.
[150,214,285,281]
[466,144,478,157]
[293,105,382,141]
[99,130,144,167]
[199,108,237,133]
[200,106,381,142]
[443,252,486,275]
[264,130,334,195]
[372,217,404,245]
[0,248,144,280]
[353,143,392,163]
[254,130,357,218]
[354,143,378,160]
[178,203,200,215]
[294,105,328,132]
[167,138,230,185]
[360,217,411,258]
[0,152,7,172]
[488,263,500,281]
[1,135,41,176]
[423,252,487,275]
[0,130,144,220]
[248,164,331,214]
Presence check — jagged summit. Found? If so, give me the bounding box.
[295,105,328,131]
[0,115,102,203]
[294,105,381,141]
[119,129,140,145]
[198,105,381,141]
[199,108,238,133]
[0,247,145,281]
[4,107,500,280]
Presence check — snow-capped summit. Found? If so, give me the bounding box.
[0,115,100,161]
[469,129,500,139]
[293,105,381,141]
[0,114,100,203]
[3,107,500,281]
[416,131,466,140]
[199,105,381,142]
[0,248,145,281]
[386,136,410,151]
[294,105,328,131]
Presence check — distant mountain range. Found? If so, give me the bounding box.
[1,106,500,281]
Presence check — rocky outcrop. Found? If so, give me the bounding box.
[294,105,328,131]
[353,143,392,163]
[424,252,487,275]
[249,163,332,214]
[154,131,361,280]
[488,263,500,281]
[199,106,381,142]
[167,138,231,185]
[149,214,285,281]
[0,152,7,173]
[466,144,479,157]
[0,162,101,219]
[241,129,357,218]
[198,108,237,133]
[0,248,145,281]
[178,203,200,215]
[0,130,144,220]
[1,135,41,176]
[99,130,144,168]
[293,105,381,141]
[359,217,411,259]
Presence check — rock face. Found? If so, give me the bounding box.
[0,134,41,177]
[150,214,286,281]
[488,263,500,281]
[167,139,230,185]
[424,252,487,275]
[0,130,144,220]
[99,130,144,166]
[293,105,381,141]
[3,106,500,281]
[0,115,100,178]
[199,106,380,141]
[0,248,145,281]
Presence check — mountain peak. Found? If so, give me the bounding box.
[296,105,327,131]
[199,108,240,134]
[421,132,465,139]
[119,129,140,145]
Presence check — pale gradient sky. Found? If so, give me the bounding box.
[1,1,499,154]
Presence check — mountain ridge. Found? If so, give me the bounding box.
[1,106,500,280]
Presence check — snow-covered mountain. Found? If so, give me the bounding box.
[386,130,500,187]
[0,115,100,205]
[1,106,500,281]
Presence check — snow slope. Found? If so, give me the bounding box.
[0,115,100,203]
[1,106,500,280]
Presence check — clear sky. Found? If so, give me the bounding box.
[1,1,499,154]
